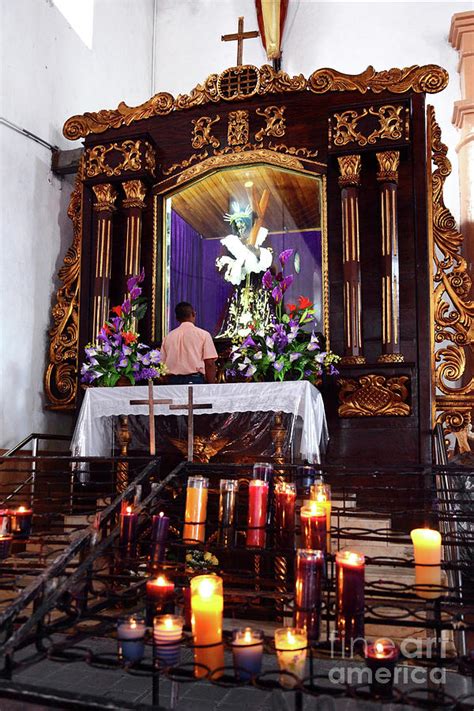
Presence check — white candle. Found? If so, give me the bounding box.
[410,528,442,599]
[274,627,307,689]
[153,614,184,667]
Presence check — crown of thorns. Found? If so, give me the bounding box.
[223,203,253,224]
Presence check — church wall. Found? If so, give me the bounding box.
[153,0,464,221]
[0,0,154,448]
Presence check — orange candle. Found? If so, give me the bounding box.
[310,480,332,552]
[183,476,209,543]
[191,574,224,679]
[410,528,442,599]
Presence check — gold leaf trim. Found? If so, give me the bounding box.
[255,105,286,142]
[162,150,209,176]
[338,374,411,417]
[191,115,221,149]
[429,105,474,421]
[267,142,319,159]
[84,140,155,178]
[331,105,408,148]
[44,158,84,409]
[63,64,448,140]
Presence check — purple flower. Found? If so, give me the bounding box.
[130,286,142,300]
[85,346,97,358]
[307,342,318,351]
[121,299,131,315]
[136,366,160,381]
[242,335,256,348]
[149,349,161,364]
[290,352,302,362]
[273,360,284,372]
[281,275,294,293]
[97,327,110,343]
[110,316,123,331]
[253,351,263,360]
[262,270,273,290]
[272,285,283,304]
[118,357,128,368]
[279,249,294,266]
[267,352,276,362]
[304,369,312,377]
[328,364,339,376]
[275,271,283,282]
[265,336,274,349]
[127,268,145,293]
[245,365,257,377]
[122,345,132,356]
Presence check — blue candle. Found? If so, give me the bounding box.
[232,627,264,681]
[117,616,146,663]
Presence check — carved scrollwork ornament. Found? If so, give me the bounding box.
[85,140,155,179]
[191,116,221,149]
[376,150,400,184]
[45,158,85,409]
[337,154,362,188]
[338,374,411,417]
[228,110,250,146]
[255,105,286,142]
[63,64,448,140]
[429,106,474,425]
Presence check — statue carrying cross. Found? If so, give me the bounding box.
[129,380,172,456]
[221,16,259,66]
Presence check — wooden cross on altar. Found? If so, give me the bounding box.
[129,380,172,456]
[221,16,259,66]
[168,386,212,462]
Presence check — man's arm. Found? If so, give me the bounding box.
[204,358,217,384]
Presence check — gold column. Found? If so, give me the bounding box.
[122,180,147,296]
[376,151,404,363]
[338,155,365,364]
[92,183,118,339]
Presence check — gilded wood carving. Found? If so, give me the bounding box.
[338,374,411,417]
[227,110,250,146]
[63,65,448,141]
[329,105,408,148]
[44,158,84,409]
[191,116,221,149]
[428,106,474,438]
[84,140,156,178]
[255,105,286,142]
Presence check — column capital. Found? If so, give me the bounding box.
[337,154,361,188]
[449,11,474,53]
[376,151,400,184]
[122,179,147,209]
[92,183,118,212]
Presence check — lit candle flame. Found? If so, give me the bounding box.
[244,629,252,643]
[18,506,26,513]
[164,617,174,630]
[287,630,295,645]
[159,511,164,518]
[126,506,132,514]
[130,619,137,629]
[155,575,168,586]
[198,578,215,599]
[375,642,385,655]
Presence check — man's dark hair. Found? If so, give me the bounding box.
[175,302,194,321]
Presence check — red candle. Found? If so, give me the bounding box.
[300,502,327,553]
[0,510,9,536]
[274,482,296,548]
[119,505,138,553]
[146,574,175,624]
[336,551,365,652]
[294,549,324,640]
[246,480,269,548]
[9,506,33,539]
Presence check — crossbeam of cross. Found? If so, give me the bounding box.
[168,386,213,462]
[221,16,259,66]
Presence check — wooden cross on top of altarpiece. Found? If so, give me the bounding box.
[221,16,259,66]
[129,380,172,456]
[169,386,213,462]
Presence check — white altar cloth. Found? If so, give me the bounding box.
[71,381,328,463]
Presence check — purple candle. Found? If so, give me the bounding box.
[336,551,365,652]
[150,512,169,570]
[252,462,273,482]
[274,482,296,548]
[119,506,138,555]
[365,638,399,698]
[294,549,324,641]
[0,535,12,560]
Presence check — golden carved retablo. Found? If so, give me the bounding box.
[63,64,448,140]
[255,105,286,142]
[337,154,362,188]
[191,115,221,149]
[338,374,411,417]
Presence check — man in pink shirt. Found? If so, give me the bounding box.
[161,302,218,385]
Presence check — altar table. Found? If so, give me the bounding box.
[71,381,328,463]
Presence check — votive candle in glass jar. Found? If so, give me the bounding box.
[246,480,269,548]
[252,462,273,482]
[365,638,399,698]
[232,627,264,681]
[119,505,138,554]
[310,479,332,552]
[336,551,365,652]
[294,549,324,641]
[191,574,224,679]
[410,528,442,599]
[10,506,33,539]
[0,509,10,536]
[300,502,327,553]
[274,481,296,549]
[297,465,316,496]
[117,615,146,663]
[149,511,170,570]
[183,476,209,544]
[0,535,12,560]
[153,614,184,668]
[274,627,307,689]
[217,479,238,548]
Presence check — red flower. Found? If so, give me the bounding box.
[298,296,313,309]
[111,305,122,316]
[102,323,111,335]
[287,303,296,313]
[123,331,137,344]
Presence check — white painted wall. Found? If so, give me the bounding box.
[0,0,468,448]
[0,0,154,448]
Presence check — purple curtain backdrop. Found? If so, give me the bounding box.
[169,210,322,335]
